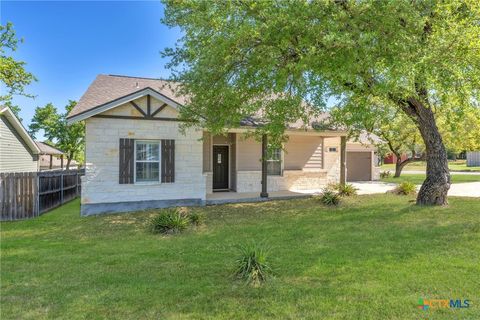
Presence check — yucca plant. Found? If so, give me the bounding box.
[148,208,189,234]
[319,189,341,206]
[335,183,358,197]
[393,181,417,195]
[380,171,391,179]
[234,242,273,286]
[188,212,205,226]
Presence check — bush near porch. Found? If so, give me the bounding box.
[1,196,479,319]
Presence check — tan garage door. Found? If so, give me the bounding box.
[347,152,372,181]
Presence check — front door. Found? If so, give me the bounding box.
[213,146,229,190]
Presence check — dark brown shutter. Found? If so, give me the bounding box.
[119,138,134,184]
[161,139,175,183]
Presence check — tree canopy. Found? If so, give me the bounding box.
[29,101,85,169]
[0,22,36,119]
[162,0,480,205]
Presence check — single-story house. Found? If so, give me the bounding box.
[67,74,378,215]
[35,141,67,170]
[0,106,40,173]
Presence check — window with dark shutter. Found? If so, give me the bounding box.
[119,138,135,184]
[161,139,175,183]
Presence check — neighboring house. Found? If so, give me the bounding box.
[383,153,409,165]
[466,151,480,167]
[35,141,68,170]
[0,107,40,173]
[67,74,378,215]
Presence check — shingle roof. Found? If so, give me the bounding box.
[68,74,185,118]
[35,141,64,155]
[67,74,338,132]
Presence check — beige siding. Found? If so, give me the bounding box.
[230,133,237,190]
[0,116,38,172]
[237,135,262,170]
[284,135,323,170]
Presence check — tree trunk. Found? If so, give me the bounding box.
[66,158,72,170]
[407,103,450,205]
[394,157,404,178]
[396,97,450,205]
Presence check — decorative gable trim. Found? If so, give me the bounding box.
[67,87,182,124]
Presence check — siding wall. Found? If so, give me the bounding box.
[81,97,205,212]
[467,151,480,167]
[0,116,38,173]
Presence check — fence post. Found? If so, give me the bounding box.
[76,171,79,197]
[35,172,39,217]
[60,172,64,205]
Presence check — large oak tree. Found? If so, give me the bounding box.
[162,0,480,205]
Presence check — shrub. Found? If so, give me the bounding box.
[380,171,391,179]
[393,182,417,195]
[189,212,205,226]
[234,242,272,286]
[335,183,358,197]
[319,189,341,206]
[148,208,190,234]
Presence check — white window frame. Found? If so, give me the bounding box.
[267,147,283,176]
[134,140,161,184]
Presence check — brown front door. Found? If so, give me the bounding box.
[213,146,229,190]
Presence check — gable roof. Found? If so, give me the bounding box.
[35,141,64,155]
[0,106,40,154]
[67,74,185,122]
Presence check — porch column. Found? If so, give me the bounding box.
[49,154,53,169]
[340,136,347,186]
[260,134,269,198]
[60,155,64,169]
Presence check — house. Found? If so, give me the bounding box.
[0,107,40,173]
[466,151,480,167]
[35,141,67,170]
[67,75,378,215]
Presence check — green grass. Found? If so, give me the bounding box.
[381,174,480,185]
[381,160,480,172]
[2,196,479,319]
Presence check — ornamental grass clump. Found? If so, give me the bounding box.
[334,183,358,197]
[148,208,190,234]
[234,242,273,286]
[319,188,341,206]
[393,181,417,196]
[188,212,206,226]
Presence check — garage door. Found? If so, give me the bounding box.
[347,152,372,181]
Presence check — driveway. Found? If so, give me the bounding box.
[383,170,480,175]
[351,181,480,198]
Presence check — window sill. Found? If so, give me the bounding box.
[134,181,162,186]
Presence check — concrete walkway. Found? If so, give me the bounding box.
[351,181,480,198]
[383,170,480,175]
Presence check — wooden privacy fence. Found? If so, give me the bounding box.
[0,169,84,221]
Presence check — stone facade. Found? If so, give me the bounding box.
[81,98,205,215]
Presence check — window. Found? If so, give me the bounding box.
[328,147,338,152]
[267,148,282,176]
[135,141,160,183]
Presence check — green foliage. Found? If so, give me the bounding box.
[318,189,341,206]
[335,183,358,197]
[188,211,205,226]
[0,22,36,114]
[234,241,272,286]
[380,171,392,179]
[393,182,417,196]
[148,208,190,234]
[29,101,85,168]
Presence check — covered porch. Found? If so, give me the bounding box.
[202,129,348,199]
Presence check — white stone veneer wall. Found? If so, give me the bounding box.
[82,117,206,206]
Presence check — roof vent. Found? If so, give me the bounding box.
[135,81,139,88]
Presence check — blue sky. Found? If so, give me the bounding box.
[1,1,180,136]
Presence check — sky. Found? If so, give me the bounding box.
[1,1,180,138]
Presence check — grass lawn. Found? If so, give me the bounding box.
[381,160,480,172]
[1,196,479,319]
[381,173,480,185]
